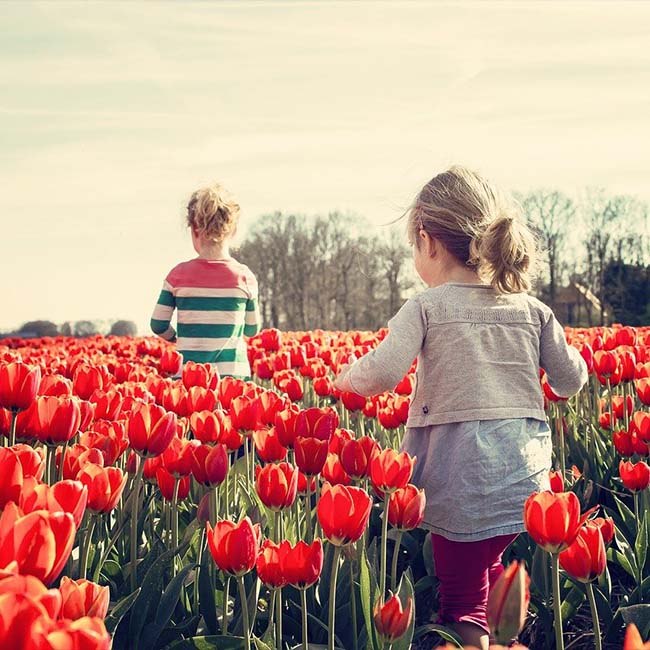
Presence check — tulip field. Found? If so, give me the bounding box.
[1,325,650,650]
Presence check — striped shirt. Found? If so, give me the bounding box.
[150,258,261,378]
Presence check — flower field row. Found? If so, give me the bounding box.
[0,323,649,649]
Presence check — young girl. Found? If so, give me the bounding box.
[151,182,261,379]
[334,166,587,650]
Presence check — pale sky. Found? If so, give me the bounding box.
[2,1,649,334]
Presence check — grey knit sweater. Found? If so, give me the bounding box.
[347,282,588,427]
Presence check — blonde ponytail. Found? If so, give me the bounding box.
[408,166,537,294]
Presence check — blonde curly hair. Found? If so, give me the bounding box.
[407,165,538,294]
[186,183,240,242]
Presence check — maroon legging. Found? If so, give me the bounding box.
[431,533,519,635]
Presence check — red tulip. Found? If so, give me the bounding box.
[90,389,122,421]
[260,328,282,351]
[559,522,607,582]
[76,464,127,514]
[31,396,82,446]
[0,502,76,585]
[190,443,228,487]
[321,453,351,486]
[0,592,52,650]
[162,437,197,477]
[549,470,564,493]
[59,577,110,619]
[619,460,650,492]
[182,361,219,390]
[591,516,615,545]
[632,411,650,442]
[127,403,177,457]
[370,448,415,494]
[159,349,183,377]
[20,480,88,528]
[283,539,323,589]
[156,468,191,501]
[388,485,425,530]
[373,593,413,643]
[253,427,288,463]
[189,410,226,444]
[486,560,530,643]
[217,376,245,410]
[229,395,263,433]
[58,444,104,481]
[636,378,650,406]
[294,436,329,476]
[0,574,61,619]
[256,462,298,510]
[0,447,24,509]
[0,362,41,411]
[274,406,301,448]
[206,517,261,576]
[593,350,618,378]
[39,374,73,398]
[72,364,104,401]
[295,407,338,441]
[317,483,373,546]
[160,384,190,418]
[340,391,367,412]
[340,436,379,480]
[41,616,111,650]
[186,386,218,413]
[255,540,289,589]
[523,491,591,553]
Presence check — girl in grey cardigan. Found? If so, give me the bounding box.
[334,166,587,650]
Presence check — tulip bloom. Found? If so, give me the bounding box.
[58,444,104,481]
[370,448,416,494]
[182,361,219,390]
[340,391,367,412]
[295,407,338,441]
[189,410,227,444]
[0,503,76,585]
[0,592,52,650]
[59,577,110,619]
[253,427,288,463]
[0,362,41,411]
[487,561,531,643]
[31,396,82,446]
[558,522,607,582]
[388,485,425,530]
[229,395,263,433]
[156,468,191,501]
[190,443,228,487]
[256,462,298,510]
[619,460,650,492]
[127,403,177,457]
[256,540,289,589]
[206,517,261,576]
[294,435,329,476]
[274,406,301,448]
[523,491,590,553]
[373,593,413,643]
[321,453,352,486]
[636,378,650,406]
[76,464,127,514]
[159,349,183,377]
[317,483,373,546]
[41,617,111,650]
[283,539,323,589]
[20,480,88,528]
[0,447,24,509]
[340,436,379,480]
[549,470,564,493]
[623,623,650,650]
[0,574,61,619]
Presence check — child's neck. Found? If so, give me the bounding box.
[196,241,231,261]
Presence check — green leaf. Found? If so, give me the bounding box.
[105,588,141,635]
[252,636,273,650]
[359,543,378,650]
[141,563,197,648]
[198,546,218,635]
[635,513,648,577]
[422,532,435,577]
[163,635,246,649]
[560,584,585,622]
[413,623,463,647]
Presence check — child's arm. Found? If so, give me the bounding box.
[539,309,588,398]
[335,299,426,396]
[243,273,261,337]
[150,279,177,342]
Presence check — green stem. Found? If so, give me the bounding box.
[350,559,358,650]
[551,553,565,650]
[80,515,96,579]
[224,455,231,520]
[301,587,309,650]
[93,513,128,582]
[328,546,342,650]
[557,405,565,480]
[305,478,313,544]
[276,586,283,650]
[130,458,146,592]
[46,444,56,485]
[294,496,301,540]
[57,442,68,482]
[8,409,17,447]
[391,530,402,591]
[237,575,251,650]
[194,528,205,616]
[171,477,180,573]
[223,576,231,635]
[585,582,602,650]
[380,496,390,599]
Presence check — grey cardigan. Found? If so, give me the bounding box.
[347,282,588,427]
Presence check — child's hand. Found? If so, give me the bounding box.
[333,363,353,392]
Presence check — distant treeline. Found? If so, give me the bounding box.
[4,188,649,338]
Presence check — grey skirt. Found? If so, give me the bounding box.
[401,418,552,542]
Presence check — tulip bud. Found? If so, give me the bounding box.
[487,561,530,643]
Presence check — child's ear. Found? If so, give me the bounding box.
[419,229,437,258]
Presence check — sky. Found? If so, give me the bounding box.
[1,1,649,334]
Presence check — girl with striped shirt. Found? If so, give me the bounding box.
[151,183,261,379]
